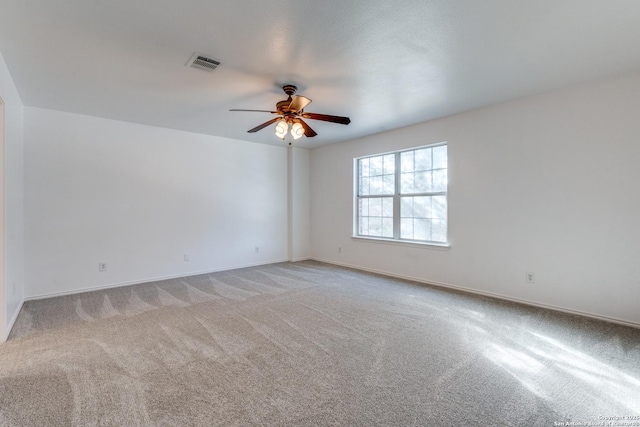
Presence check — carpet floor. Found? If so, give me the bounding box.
[1,261,639,426]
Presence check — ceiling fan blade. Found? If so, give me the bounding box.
[297,119,317,137]
[288,96,312,112]
[302,112,351,125]
[247,117,282,133]
[230,109,278,113]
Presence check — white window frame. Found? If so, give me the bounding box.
[353,142,449,247]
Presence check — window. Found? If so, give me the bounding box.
[355,143,448,244]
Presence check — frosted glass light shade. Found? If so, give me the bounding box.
[291,122,304,140]
[275,119,288,139]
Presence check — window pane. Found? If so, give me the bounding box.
[401,197,413,218]
[367,172,393,195]
[433,145,447,169]
[382,198,393,217]
[432,169,447,192]
[414,171,431,193]
[359,158,370,177]
[400,151,414,172]
[399,196,444,242]
[382,218,393,237]
[373,217,384,235]
[401,218,413,239]
[383,154,395,174]
[401,172,414,193]
[369,198,382,216]
[432,196,447,219]
[414,219,431,241]
[359,177,370,196]
[358,197,393,237]
[358,199,369,217]
[370,156,383,176]
[383,174,394,194]
[370,175,383,195]
[359,217,369,235]
[414,148,432,171]
[413,196,430,218]
[432,219,447,242]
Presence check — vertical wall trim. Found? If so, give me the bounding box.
[0,97,6,341]
[287,146,293,261]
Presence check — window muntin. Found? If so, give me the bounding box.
[356,143,448,244]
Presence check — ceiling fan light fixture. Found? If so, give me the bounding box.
[275,119,288,139]
[291,122,304,140]
[230,84,351,140]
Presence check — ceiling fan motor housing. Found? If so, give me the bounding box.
[277,99,293,113]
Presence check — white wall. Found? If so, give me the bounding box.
[288,147,310,261]
[0,52,25,341]
[24,108,288,298]
[311,72,640,326]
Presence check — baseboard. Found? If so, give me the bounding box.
[25,258,291,302]
[3,299,24,342]
[290,257,311,262]
[311,257,640,330]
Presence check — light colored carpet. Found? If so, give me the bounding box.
[1,261,639,426]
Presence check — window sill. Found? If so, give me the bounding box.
[351,236,451,250]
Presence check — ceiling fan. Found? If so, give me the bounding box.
[230,85,351,140]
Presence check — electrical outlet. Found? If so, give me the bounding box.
[184,253,190,261]
[338,246,342,253]
[255,246,259,253]
[99,263,108,272]
[526,271,535,283]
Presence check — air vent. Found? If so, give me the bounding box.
[186,52,220,72]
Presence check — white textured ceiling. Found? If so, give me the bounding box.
[1,0,640,148]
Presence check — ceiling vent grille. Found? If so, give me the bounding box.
[187,52,220,72]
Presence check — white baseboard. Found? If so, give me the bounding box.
[25,258,290,301]
[311,257,640,330]
[3,299,24,342]
[289,257,311,262]
[18,256,640,331]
